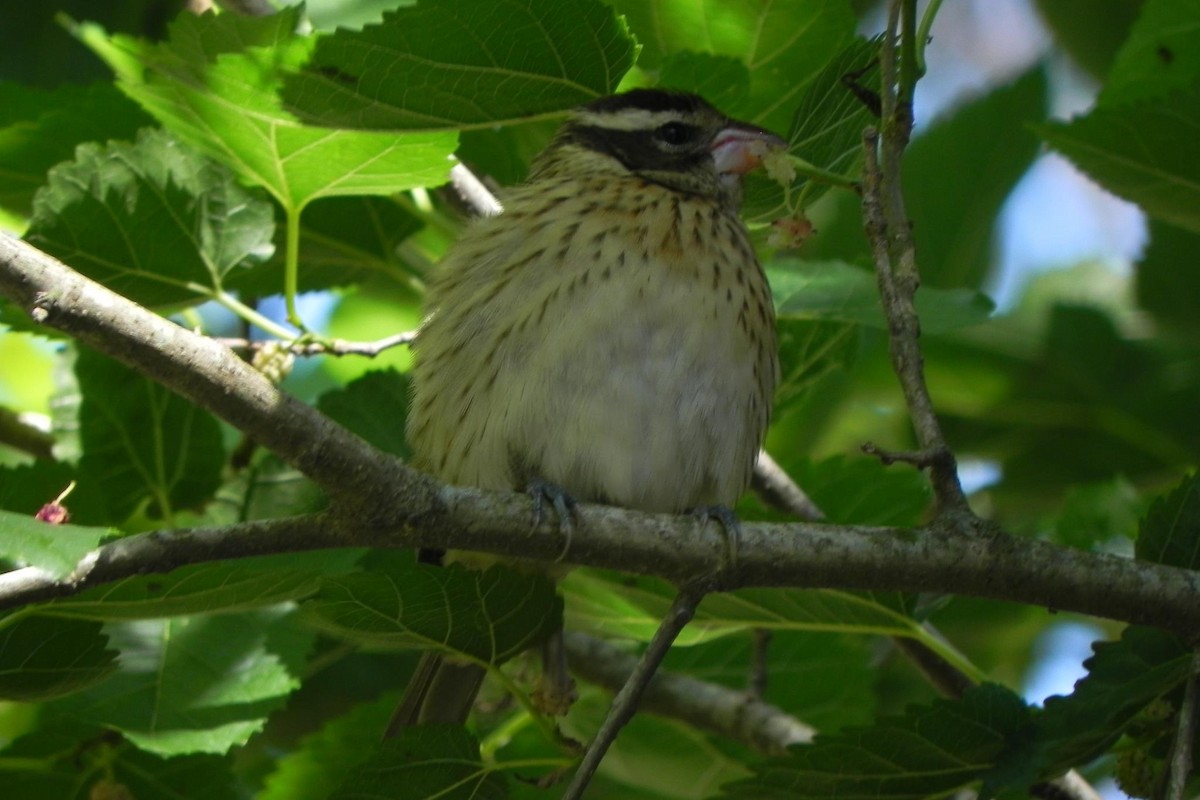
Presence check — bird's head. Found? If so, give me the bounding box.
[531,89,787,210]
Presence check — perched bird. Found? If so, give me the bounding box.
[392,88,783,729]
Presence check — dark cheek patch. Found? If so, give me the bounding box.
[566,124,707,174]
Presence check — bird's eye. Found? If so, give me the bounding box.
[654,121,696,146]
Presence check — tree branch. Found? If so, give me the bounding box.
[1,235,1199,636]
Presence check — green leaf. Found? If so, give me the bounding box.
[0,510,112,578]
[563,688,752,797]
[43,551,360,620]
[74,349,225,524]
[1136,472,1200,568]
[302,561,561,666]
[75,11,458,210]
[317,369,412,459]
[658,52,751,116]
[25,127,276,309]
[0,617,117,701]
[743,36,879,220]
[330,725,506,800]
[1136,221,1200,336]
[789,455,932,527]
[784,36,878,192]
[0,723,240,800]
[0,81,153,217]
[721,683,1031,799]
[46,606,314,756]
[563,571,979,681]
[609,0,856,135]
[1099,0,1200,106]
[1054,477,1145,549]
[0,462,77,516]
[260,692,399,800]
[1037,86,1200,234]
[284,0,637,130]
[772,317,861,409]
[770,260,994,333]
[1032,0,1141,81]
[663,630,876,732]
[991,626,1191,791]
[907,67,1046,288]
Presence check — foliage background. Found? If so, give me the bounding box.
[0,0,1197,798]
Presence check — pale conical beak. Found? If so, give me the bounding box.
[711,124,788,176]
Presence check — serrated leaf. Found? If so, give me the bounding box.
[989,626,1191,792]
[769,260,995,333]
[1099,0,1200,107]
[0,510,112,579]
[609,0,856,135]
[0,81,153,217]
[45,606,314,756]
[317,369,412,459]
[1036,86,1200,234]
[302,562,560,667]
[42,551,360,620]
[721,684,1031,800]
[74,349,225,525]
[0,617,117,701]
[74,11,458,211]
[284,0,637,130]
[330,725,506,800]
[1136,472,1200,569]
[25,127,276,309]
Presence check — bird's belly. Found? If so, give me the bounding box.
[486,274,764,513]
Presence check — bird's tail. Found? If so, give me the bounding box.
[384,653,486,736]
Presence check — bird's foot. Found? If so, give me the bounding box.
[690,504,742,576]
[526,478,579,561]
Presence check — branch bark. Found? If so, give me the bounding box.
[1,234,1199,636]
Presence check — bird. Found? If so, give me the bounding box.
[390,88,784,730]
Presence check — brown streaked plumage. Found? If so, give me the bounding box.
[391,88,783,730]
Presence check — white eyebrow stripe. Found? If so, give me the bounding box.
[571,109,690,131]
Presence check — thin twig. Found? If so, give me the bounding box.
[562,585,707,799]
[215,331,416,358]
[1166,648,1200,800]
[860,4,967,512]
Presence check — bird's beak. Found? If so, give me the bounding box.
[711,124,788,176]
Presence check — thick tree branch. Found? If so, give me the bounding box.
[1,235,1199,636]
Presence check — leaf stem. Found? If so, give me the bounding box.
[914,0,944,78]
[284,205,304,329]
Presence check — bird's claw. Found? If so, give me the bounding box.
[526,478,578,561]
[690,504,741,574]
